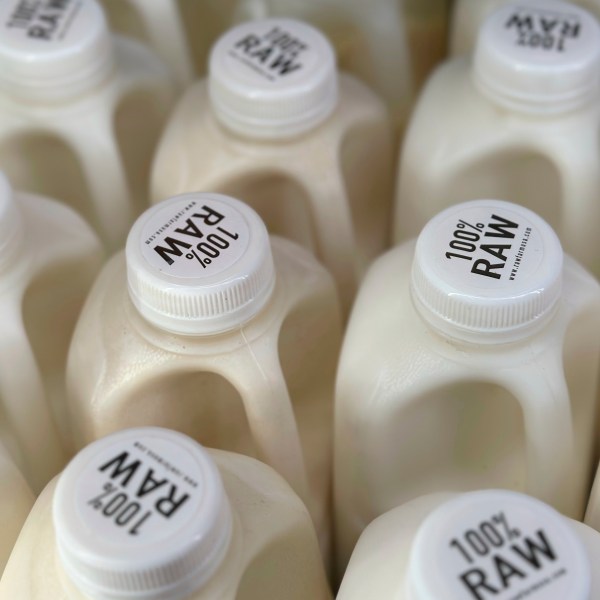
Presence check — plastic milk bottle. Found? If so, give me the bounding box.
[0,427,332,599]
[0,173,103,493]
[450,0,600,55]
[395,0,600,279]
[100,0,449,127]
[335,199,600,572]
[0,0,176,251]
[338,490,600,599]
[0,439,34,575]
[232,0,450,129]
[150,17,394,315]
[66,192,341,562]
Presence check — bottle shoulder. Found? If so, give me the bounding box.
[212,448,311,526]
[0,34,174,125]
[339,493,600,600]
[337,242,598,396]
[153,74,390,168]
[338,493,453,600]
[404,56,600,166]
[71,237,340,362]
[1,451,319,600]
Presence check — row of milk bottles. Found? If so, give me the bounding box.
[0,0,599,596]
[2,188,600,597]
[6,426,600,599]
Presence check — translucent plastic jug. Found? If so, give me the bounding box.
[66,192,341,562]
[395,0,600,279]
[232,0,449,128]
[100,0,449,127]
[338,490,600,599]
[0,0,176,251]
[0,427,332,599]
[335,199,600,572]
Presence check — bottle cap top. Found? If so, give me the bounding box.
[410,199,563,343]
[0,0,113,102]
[473,0,600,113]
[53,427,232,600]
[209,18,338,139]
[126,193,276,335]
[407,490,591,600]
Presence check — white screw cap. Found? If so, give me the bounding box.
[407,490,591,600]
[0,0,113,102]
[126,193,276,335]
[410,199,563,343]
[209,18,338,139]
[0,172,24,272]
[473,0,600,113]
[53,427,233,600]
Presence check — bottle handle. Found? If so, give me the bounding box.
[0,297,66,493]
[551,146,600,272]
[350,0,413,113]
[61,111,135,252]
[508,363,577,516]
[129,0,194,87]
[228,332,310,505]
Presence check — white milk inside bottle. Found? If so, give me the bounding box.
[66,192,341,563]
[0,173,103,493]
[0,427,332,599]
[449,0,600,55]
[335,199,600,572]
[338,490,600,599]
[0,439,34,575]
[395,0,600,279]
[0,0,176,251]
[150,17,394,315]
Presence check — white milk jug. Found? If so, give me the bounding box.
[335,199,600,572]
[100,0,448,128]
[0,173,103,494]
[0,427,332,599]
[231,0,450,129]
[450,0,600,55]
[395,0,600,279]
[0,440,34,575]
[0,0,176,252]
[150,17,394,316]
[338,489,600,599]
[66,192,341,562]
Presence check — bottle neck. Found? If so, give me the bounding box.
[0,0,116,105]
[0,43,115,105]
[411,283,560,346]
[472,65,600,116]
